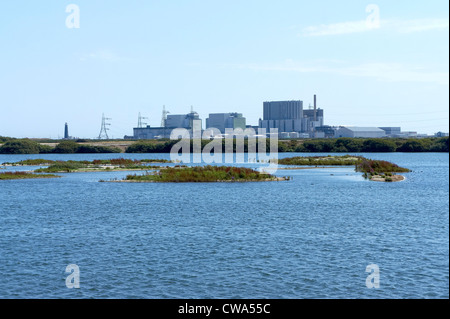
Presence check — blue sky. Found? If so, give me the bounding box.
[0,0,448,138]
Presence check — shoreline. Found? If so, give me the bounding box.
[370,174,406,182]
[103,176,288,183]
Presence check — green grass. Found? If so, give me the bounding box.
[33,158,168,173]
[278,155,410,181]
[123,166,283,183]
[35,162,86,173]
[2,159,57,166]
[278,155,363,166]
[355,159,411,174]
[0,171,60,180]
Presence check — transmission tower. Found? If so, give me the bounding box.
[138,112,148,128]
[98,113,112,139]
[161,105,169,128]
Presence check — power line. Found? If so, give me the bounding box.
[97,113,112,139]
[326,110,449,117]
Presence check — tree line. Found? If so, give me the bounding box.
[0,137,448,154]
[0,140,121,154]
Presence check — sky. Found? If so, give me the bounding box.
[0,0,448,138]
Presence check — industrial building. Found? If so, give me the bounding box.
[314,125,335,138]
[206,113,246,134]
[303,109,324,132]
[133,111,202,139]
[259,100,303,133]
[259,95,325,137]
[379,127,401,136]
[335,127,386,138]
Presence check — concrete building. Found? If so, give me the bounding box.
[133,111,202,139]
[259,96,325,137]
[165,111,202,131]
[335,127,386,138]
[314,125,335,138]
[379,127,401,136]
[303,108,324,133]
[435,131,449,137]
[206,113,246,134]
[259,100,303,134]
[392,131,418,138]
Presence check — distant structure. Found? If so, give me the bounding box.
[379,127,401,136]
[435,131,449,137]
[133,109,202,139]
[259,95,325,137]
[165,111,202,131]
[314,125,335,138]
[64,123,69,139]
[206,113,246,134]
[335,127,386,138]
[259,100,303,134]
[125,95,434,140]
[137,113,148,128]
[161,105,169,127]
[98,113,111,139]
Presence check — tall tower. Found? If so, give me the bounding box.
[98,113,112,139]
[64,123,69,139]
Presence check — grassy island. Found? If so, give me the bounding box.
[2,158,171,167]
[277,155,362,166]
[108,166,288,183]
[0,171,60,180]
[26,158,170,173]
[355,158,410,182]
[277,155,410,182]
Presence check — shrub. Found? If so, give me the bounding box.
[76,145,121,153]
[52,141,79,153]
[39,144,54,154]
[125,166,277,183]
[35,162,85,173]
[362,139,397,152]
[0,139,41,154]
[356,159,410,173]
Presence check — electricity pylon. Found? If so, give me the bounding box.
[98,113,112,139]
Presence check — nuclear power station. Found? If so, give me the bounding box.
[129,95,326,139]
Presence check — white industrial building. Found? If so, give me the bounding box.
[335,127,386,138]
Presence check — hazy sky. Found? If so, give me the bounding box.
[0,0,448,138]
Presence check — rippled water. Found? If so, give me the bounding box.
[0,153,448,299]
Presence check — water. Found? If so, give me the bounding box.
[0,153,448,299]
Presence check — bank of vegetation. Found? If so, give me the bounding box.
[125,137,449,153]
[117,166,286,183]
[0,171,60,180]
[278,155,362,166]
[278,155,410,182]
[32,158,167,173]
[0,140,121,154]
[1,137,448,154]
[355,158,410,182]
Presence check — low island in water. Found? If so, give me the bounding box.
[0,155,410,182]
[103,166,289,183]
[276,155,410,182]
